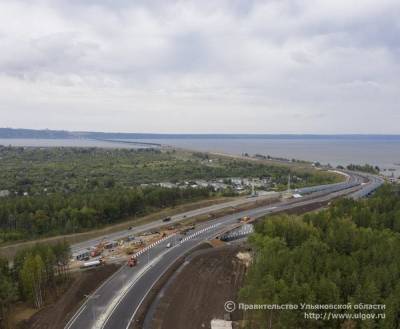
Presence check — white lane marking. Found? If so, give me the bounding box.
[180,223,221,243]
[64,259,131,329]
[97,250,171,329]
[134,234,175,257]
[66,235,176,329]
[65,305,87,329]
[124,229,221,329]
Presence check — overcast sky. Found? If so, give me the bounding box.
[0,0,399,134]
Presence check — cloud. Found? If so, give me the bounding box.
[0,0,399,133]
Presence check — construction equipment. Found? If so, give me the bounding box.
[81,259,103,269]
[127,256,137,267]
[90,248,102,258]
[240,216,251,223]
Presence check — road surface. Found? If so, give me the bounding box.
[65,171,383,329]
[71,171,352,254]
[71,191,281,254]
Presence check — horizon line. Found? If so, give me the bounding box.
[1,127,400,136]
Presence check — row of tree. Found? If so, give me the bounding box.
[0,241,70,327]
[240,185,400,328]
[345,164,380,174]
[0,186,212,243]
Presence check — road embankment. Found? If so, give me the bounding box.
[138,244,248,329]
[12,264,120,329]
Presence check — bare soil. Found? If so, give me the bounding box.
[142,245,248,329]
[14,264,120,329]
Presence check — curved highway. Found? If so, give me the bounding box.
[65,171,384,329]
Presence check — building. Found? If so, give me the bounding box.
[230,178,242,185]
[0,190,10,198]
[195,180,210,188]
[210,182,228,191]
[159,182,177,189]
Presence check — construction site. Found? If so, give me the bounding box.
[70,223,197,270]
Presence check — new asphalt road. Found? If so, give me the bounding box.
[65,171,383,329]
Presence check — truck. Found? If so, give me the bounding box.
[104,241,118,250]
[73,250,90,261]
[127,256,137,267]
[81,259,102,269]
[126,235,135,242]
[90,248,102,258]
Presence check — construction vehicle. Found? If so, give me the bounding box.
[127,256,137,267]
[104,241,118,250]
[90,248,102,258]
[81,259,103,269]
[126,235,135,242]
[240,216,251,223]
[73,250,90,261]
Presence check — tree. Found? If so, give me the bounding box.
[20,254,46,308]
[0,257,17,328]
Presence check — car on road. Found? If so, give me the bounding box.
[162,217,172,222]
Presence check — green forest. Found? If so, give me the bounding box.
[0,146,338,195]
[0,185,213,243]
[0,241,70,327]
[0,146,339,243]
[240,185,400,329]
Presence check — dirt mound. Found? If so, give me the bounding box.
[146,245,247,329]
[235,251,252,268]
[17,264,120,329]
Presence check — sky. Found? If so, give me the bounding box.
[0,0,399,134]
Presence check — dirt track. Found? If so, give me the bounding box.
[16,264,120,329]
[144,245,247,329]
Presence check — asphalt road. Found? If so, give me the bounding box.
[71,171,352,254]
[65,171,383,329]
[70,191,281,254]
